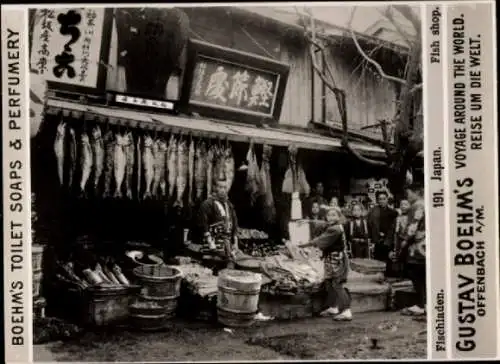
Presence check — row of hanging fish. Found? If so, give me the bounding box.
[53,122,236,206]
[281,144,310,196]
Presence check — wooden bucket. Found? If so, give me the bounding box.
[133,265,183,316]
[129,312,169,331]
[217,269,262,317]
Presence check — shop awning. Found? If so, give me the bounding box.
[45,98,386,156]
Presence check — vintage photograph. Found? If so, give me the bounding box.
[29,4,426,361]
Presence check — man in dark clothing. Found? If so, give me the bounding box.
[196,178,239,269]
[400,184,426,317]
[367,191,398,264]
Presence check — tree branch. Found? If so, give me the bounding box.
[348,8,407,86]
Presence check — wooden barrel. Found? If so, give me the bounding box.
[133,265,183,317]
[217,269,262,320]
[129,312,169,331]
[217,307,257,328]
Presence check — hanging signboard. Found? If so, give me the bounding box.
[30,8,112,94]
[180,39,289,125]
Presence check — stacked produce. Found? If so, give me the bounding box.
[53,122,236,209]
[54,259,131,291]
[260,253,323,295]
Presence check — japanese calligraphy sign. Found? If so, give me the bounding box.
[30,8,112,93]
[181,39,289,125]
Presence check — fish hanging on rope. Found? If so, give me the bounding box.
[91,125,104,194]
[54,121,66,187]
[124,132,135,200]
[136,135,142,199]
[113,132,128,198]
[187,137,195,206]
[194,140,207,201]
[224,144,235,193]
[102,129,115,199]
[79,131,93,197]
[142,134,155,200]
[206,144,214,197]
[152,138,166,199]
[156,138,168,199]
[67,126,77,191]
[167,135,178,199]
[175,139,188,208]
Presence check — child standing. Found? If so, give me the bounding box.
[345,204,371,259]
[299,208,352,321]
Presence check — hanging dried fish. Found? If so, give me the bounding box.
[54,121,66,186]
[187,137,195,206]
[67,126,77,190]
[142,134,155,199]
[245,141,259,204]
[224,144,235,193]
[91,125,104,193]
[79,131,93,196]
[150,138,160,198]
[206,144,214,197]
[136,135,142,199]
[113,132,128,198]
[282,145,298,194]
[153,138,167,199]
[102,129,115,198]
[157,139,168,199]
[175,139,189,207]
[167,135,178,199]
[213,145,226,187]
[194,141,207,201]
[124,132,135,199]
[261,145,276,224]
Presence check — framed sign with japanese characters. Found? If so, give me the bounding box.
[180,39,290,125]
[30,8,112,95]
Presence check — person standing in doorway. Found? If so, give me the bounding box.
[307,182,328,213]
[400,184,426,318]
[367,191,398,265]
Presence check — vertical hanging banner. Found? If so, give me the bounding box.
[424,3,448,359]
[2,6,31,363]
[30,7,112,94]
[445,2,499,359]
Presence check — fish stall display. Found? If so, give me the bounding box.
[52,123,244,208]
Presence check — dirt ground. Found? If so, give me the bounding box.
[34,311,427,362]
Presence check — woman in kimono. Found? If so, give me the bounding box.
[299,207,352,321]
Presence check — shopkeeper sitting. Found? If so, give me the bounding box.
[196,178,239,270]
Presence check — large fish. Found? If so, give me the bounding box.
[245,141,259,204]
[79,131,93,196]
[102,130,115,198]
[261,145,276,224]
[91,125,104,193]
[142,135,155,199]
[212,145,225,187]
[175,139,188,207]
[113,132,128,198]
[54,121,66,186]
[124,132,135,199]
[151,138,166,198]
[187,138,195,205]
[136,136,142,199]
[194,141,207,201]
[206,145,214,197]
[156,139,168,198]
[167,136,178,198]
[67,126,77,190]
[224,145,235,193]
